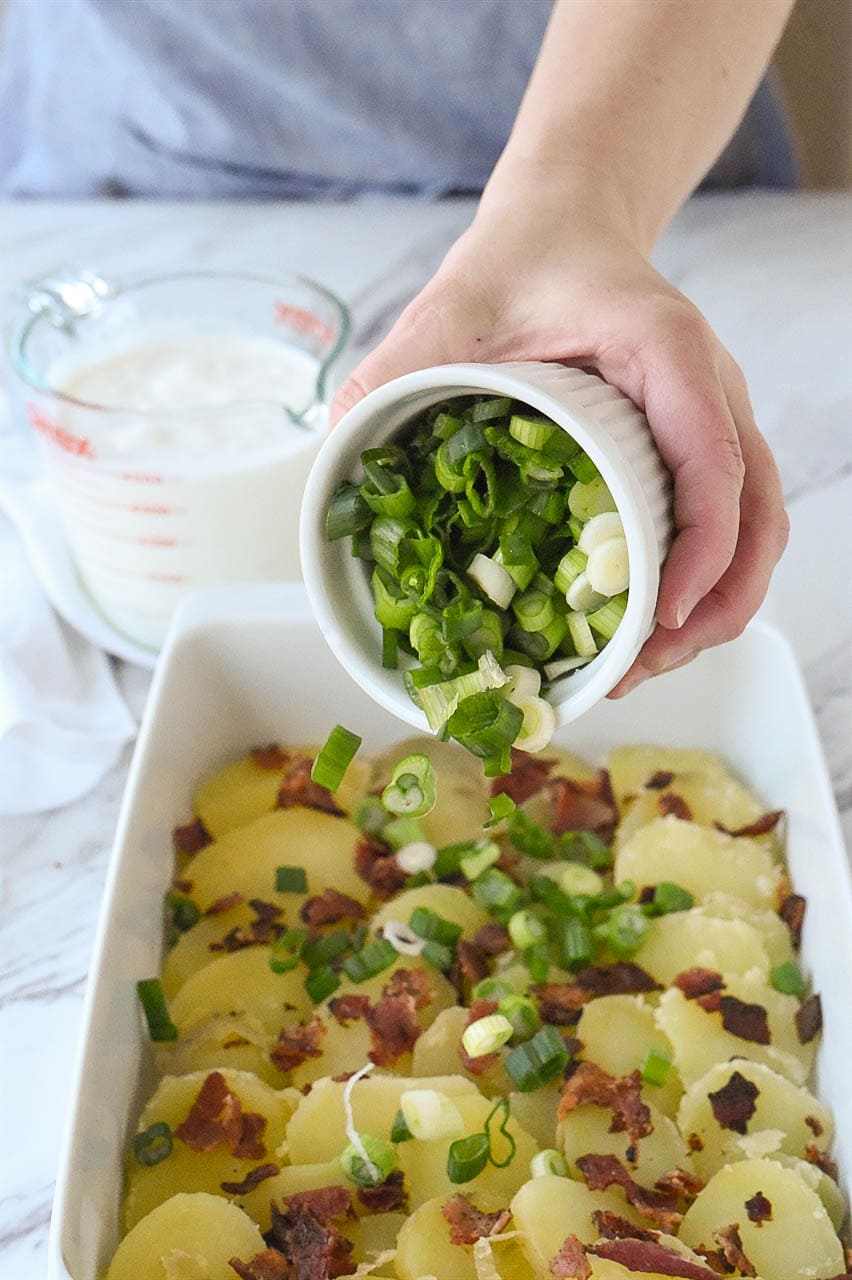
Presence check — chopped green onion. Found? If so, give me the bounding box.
[137,979,178,1043]
[166,891,200,933]
[460,840,500,881]
[383,815,427,851]
[568,453,600,484]
[509,415,554,451]
[447,1132,490,1183]
[651,882,695,915]
[401,1089,464,1140]
[555,917,595,972]
[770,960,807,997]
[432,411,463,439]
[471,868,525,920]
[472,397,512,421]
[559,829,614,869]
[508,909,547,951]
[523,943,551,983]
[370,515,416,576]
[304,965,341,1003]
[485,792,517,827]
[353,795,388,837]
[382,753,437,818]
[301,926,351,970]
[508,809,554,860]
[498,994,540,1041]
[568,476,617,522]
[640,1047,672,1088]
[416,652,509,732]
[408,906,463,947]
[395,841,437,875]
[530,1148,567,1178]
[509,613,567,661]
[310,725,362,792]
[421,940,455,971]
[559,865,605,897]
[468,553,517,610]
[343,938,398,983]
[372,567,417,630]
[595,904,650,959]
[447,690,523,763]
[463,609,505,662]
[554,548,588,595]
[462,1013,514,1059]
[566,611,598,658]
[587,592,628,642]
[505,1026,570,1091]
[340,1133,398,1186]
[269,929,306,973]
[326,483,372,541]
[133,1122,173,1167]
[471,977,515,1002]
[390,1109,414,1143]
[513,587,555,633]
[484,1097,516,1168]
[494,537,538,592]
[275,865,309,894]
[433,839,476,878]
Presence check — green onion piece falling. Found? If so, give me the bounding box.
[382,753,437,818]
[310,724,363,792]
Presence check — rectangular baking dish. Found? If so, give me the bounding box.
[48,584,852,1280]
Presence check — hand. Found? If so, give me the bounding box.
[331,177,788,694]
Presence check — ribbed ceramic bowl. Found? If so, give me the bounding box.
[300,361,673,730]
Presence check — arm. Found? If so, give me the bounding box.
[332,0,793,694]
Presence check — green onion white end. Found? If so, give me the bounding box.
[400,1089,465,1140]
[461,1013,515,1059]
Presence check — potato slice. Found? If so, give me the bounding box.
[155,1013,284,1087]
[614,816,781,909]
[162,902,258,998]
[606,746,733,806]
[370,883,491,941]
[697,891,795,968]
[107,1192,265,1280]
[574,995,682,1119]
[510,1175,643,1269]
[679,1157,845,1280]
[124,1069,293,1230]
[411,1005,514,1098]
[677,1059,833,1180]
[372,736,490,849]
[558,1098,691,1188]
[235,1158,349,1232]
[632,910,770,986]
[168,947,312,1037]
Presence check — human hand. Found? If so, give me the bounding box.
[331,175,788,694]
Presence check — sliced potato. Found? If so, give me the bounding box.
[370,883,491,941]
[511,1175,643,1269]
[698,891,795,968]
[107,1192,265,1280]
[632,910,770,985]
[606,745,734,807]
[394,1195,479,1280]
[575,995,682,1119]
[156,1013,283,1087]
[558,1098,691,1188]
[236,1157,348,1232]
[162,902,261,999]
[168,947,312,1037]
[508,1083,562,1153]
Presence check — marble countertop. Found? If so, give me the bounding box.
[1,192,850,1277]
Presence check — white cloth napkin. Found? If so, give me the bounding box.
[0,404,137,815]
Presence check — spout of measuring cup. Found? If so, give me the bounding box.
[15,267,114,333]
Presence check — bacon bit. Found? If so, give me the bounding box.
[713,1225,756,1278]
[229,1247,290,1280]
[558,1062,651,1145]
[658,793,692,820]
[674,968,725,1000]
[453,938,490,990]
[205,891,245,915]
[221,1162,280,1195]
[270,1016,327,1073]
[366,993,420,1067]
[491,750,555,803]
[536,982,589,1025]
[795,993,822,1044]
[440,1193,511,1246]
[382,967,434,1010]
[299,888,366,927]
[549,1234,591,1279]
[173,877,194,894]
[588,1239,722,1280]
[287,1186,354,1224]
[548,774,618,844]
[266,1198,355,1280]
[251,744,290,771]
[574,963,662,996]
[327,994,371,1026]
[474,922,512,954]
[697,993,771,1044]
[211,899,285,952]
[690,1247,730,1278]
[744,1190,772,1225]
[592,1210,658,1242]
[707,1070,760,1134]
[174,1071,267,1159]
[645,770,676,790]
[354,835,407,900]
[779,893,806,949]
[277,757,344,816]
[715,810,784,838]
[173,818,212,856]
[805,1142,839,1180]
[654,1167,705,1201]
[223,1035,251,1049]
[459,999,501,1076]
[805,1113,824,1137]
[638,885,656,905]
[687,1133,704,1153]
[356,1168,408,1213]
[576,1154,681,1231]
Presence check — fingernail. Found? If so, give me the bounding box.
[675,601,693,629]
[654,649,698,677]
[609,665,649,699]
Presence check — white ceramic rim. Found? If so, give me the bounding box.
[300,362,662,731]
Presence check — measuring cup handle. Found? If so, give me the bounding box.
[15,266,114,330]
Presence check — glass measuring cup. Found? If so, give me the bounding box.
[11,268,349,651]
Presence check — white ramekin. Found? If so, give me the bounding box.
[300,361,673,731]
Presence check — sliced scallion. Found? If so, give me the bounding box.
[275,865,309,894]
[133,1122,173,1167]
[310,725,362,792]
[136,979,178,1043]
[382,753,437,818]
[447,1132,489,1183]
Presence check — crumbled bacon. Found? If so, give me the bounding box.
[690,1247,730,1277]
[356,1168,407,1213]
[277,757,343,816]
[221,1162,280,1195]
[707,1070,760,1134]
[173,818,212,856]
[587,1239,722,1279]
[548,773,618,843]
[575,1154,681,1231]
[459,999,501,1076]
[174,1071,267,1159]
[299,888,365,927]
[536,982,589,1025]
[286,1186,354,1223]
[805,1143,838,1180]
[366,993,420,1067]
[795,993,822,1044]
[745,1190,772,1225]
[206,891,245,915]
[778,893,806,949]
[382,967,434,1009]
[173,877,194,894]
[211,898,284,952]
[805,1113,824,1137]
[645,770,676,790]
[697,993,771,1044]
[354,835,407,899]
[592,1211,658,1242]
[658,793,692,820]
[558,1063,651,1145]
[687,1133,704,1153]
[574,963,661,996]
[654,1167,705,1200]
[549,1234,591,1279]
[473,922,512,954]
[491,750,555,804]
[713,1225,756,1278]
[715,810,784,838]
[266,1198,354,1280]
[251,744,290,771]
[229,1247,290,1280]
[440,1193,511,1245]
[271,1016,327,1073]
[674,968,725,1000]
[453,938,489,990]
[327,994,371,1026]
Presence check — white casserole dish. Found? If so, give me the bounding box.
[48,584,852,1280]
